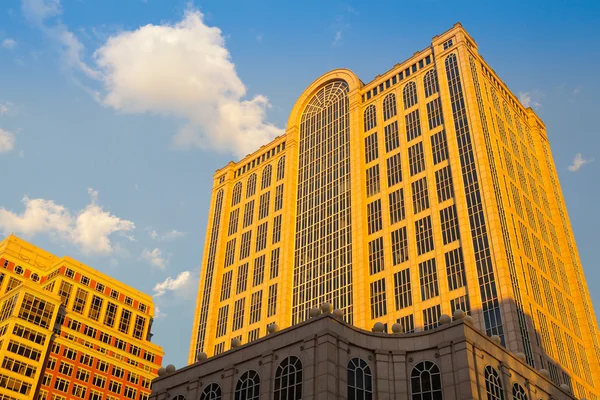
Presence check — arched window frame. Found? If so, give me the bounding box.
[484,365,504,400]
[382,93,397,121]
[512,383,528,400]
[232,182,242,206]
[348,357,373,400]
[364,104,377,132]
[403,81,418,109]
[200,383,222,400]
[277,156,286,181]
[246,174,257,198]
[423,70,439,98]
[261,165,272,190]
[274,356,302,400]
[235,370,260,400]
[410,361,442,400]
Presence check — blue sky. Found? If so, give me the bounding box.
[1,0,599,367]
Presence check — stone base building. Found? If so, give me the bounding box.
[151,310,575,400]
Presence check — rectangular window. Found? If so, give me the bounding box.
[272,215,282,244]
[430,130,448,165]
[366,165,380,197]
[391,226,409,265]
[243,201,255,228]
[397,314,414,333]
[267,284,278,317]
[255,222,268,252]
[367,199,382,235]
[119,309,131,334]
[220,270,233,301]
[388,188,405,224]
[423,304,441,330]
[370,278,387,319]
[415,215,434,255]
[54,377,70,393]
[450,294,471,316]
[384,121,399,152]
[411,177,430,214]
[274,184,284,211]
[503,148,516,179]
[270,248,280,279]
[405,109,422,141]
[528,264,543,306]
[104,302,117,328]
[228,209,239,236]
[393,268,412,310]
[542,277,556,318]
[408,141,425,176]
[368,237,384,275]
[132,315,147,341]
[224,238,236,267]
[445,248,466,291]
[232,298,245,331]
[58,281,73,307]
[214,342,225,355]
[72,288,88,314]
[236,263,249,294]
[365,132,379,163]
[258,192,270,220]
[250,291,263,324]
[435,165,454,202]
[252,255,265,287]
[215,305,229,337]
[239,231,252,260]
[88,295,103,321]
[426,98,443,129]
[419,258,439,301]
[386,153,403,187]
[440,205,460,244]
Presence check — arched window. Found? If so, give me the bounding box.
[364,104,377,132]
[485,366,504,400]
[200,383,222,400]
[512,383,527,400]
[261,165,272,190]
[235,370,260,400]
[382,93,397,121]
[274,356,302,400]
[348,358,373,400]
[403,82,418,109]
[411,361,442,400]
[232,182,242,206]
[277,156,286,181]
[246,174,257,198]
[423,70,439,98]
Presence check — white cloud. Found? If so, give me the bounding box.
[140,248,167,269]
[0,102,13,115]
[333,31,342,46]
[154,305,165,318]
[518,91,542,109]
[2,39,17,49]
[153,271,191,296]
[568,153,594,172]
[0,128,16,153]
[147,228,186,241]
[93,8,282,158]
[0,188,135,254]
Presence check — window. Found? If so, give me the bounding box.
[512,383,527,400]
[383,93,397,121]
[267,284,278,317]
[270,248,280,279]
[366,165,380,197]
[200,383,222,400]
[364,104,377,132]
[368,237,384,275]
[370,278,387,319]
[246,174,257,198]
[58,281,73,307]
[220,271,233,301]
[274,184,284,211]
[386,153,403,187]
[18,294,55,328]
[389,188,405,224]
[272,215,282,244]
[384,121,399,152]
[430,130,448,165]
[411,361,442,399]
[367,199,382,235]
[445,248,466,290]
[484,366,504,400]
[232,182,242,206]
[426,98,444,130]
[419,258,439,300]
[394,268,412,310]
[240,231,252,260]
[403,82,418,109]
[256,222,268,252]
[54,377,70,393]
[423,69,439,98]
[391,226,409,265]
[235,370,260,400]
[252,256,265,286]
[443,38,453,50]
[216,305,229,338]
[423,305,441,330]
[119,309,131,334]
[88,296,103,321]
[348,358,373,400]
[236,263,249,294]
[450,294,471,316]
[405,109,422,141]
[408,142,425,176]
[415,215,434,255]
[274,356,302,400]
[258,193,270,220]
[232,299,245,331]
[243,201,255,228]
[411,177,430,214]
[365,132,379,163]
[224,239,236,267]
[440,205,460,244]
[397,314,415,333]
[277,156,286,181]
[435,165,454,202]
[249,291,262,324]
[261,165,272,190]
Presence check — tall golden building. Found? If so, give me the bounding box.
[0,235,163,400]
[189,23,600,399]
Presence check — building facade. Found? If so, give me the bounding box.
[0,235,163,400]
[160,310,576,400]
[189,23,600,399]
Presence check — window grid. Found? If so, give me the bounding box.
[258,193,270,220]
[405,109,422,142]
[370,278,387,319]
[403,82,418,109]
[242,201,255,228]
[393,268,412,310]
[267,284,278,317]
[391,226,409,265]
[249,291,263,324]
[423,305,441,331]
[445,248,466,291]
[255,222,268,252]
[386,153,403,188]
[415,216,434,255]
[364,132,379,163]
[236,263,249,294]
[388,188,406,224]
[368,237,385,275]
[440,205,460,244]
[384,121,400,152]
[419,258,439,301]
[408,141,425,176]
[347,358,373,400]
[364,104,377,132]
[367,199,383,235]
[435,165,454,203]
[430,130,448,165]
[252,256,265,287]
[383,93,397,121]
[411,177,430,214]
[423,70,439,98]
[426,98,444,130]
[366,165,381,197]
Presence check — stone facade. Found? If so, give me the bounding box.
[152,312,574,399]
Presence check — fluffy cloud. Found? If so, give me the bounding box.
[518,91,542,109]
[148,228,186,241]
[140,248,167,269]
[93,8,282,158]
[0,128,16,153]
[153,271,192,297]
[0,188,135,254]
[2,39,17,49]
[568,153,594,172]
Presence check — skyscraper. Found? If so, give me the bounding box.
[189,23,600,398]
[0,235,163,400]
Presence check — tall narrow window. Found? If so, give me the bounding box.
[366,165,380,197]
[426,98,444,130]
[382,93,397,121]
[393,268,412,310]
[419,258,439,300]
[370,278,387,319]
[119,309,131,334]
[430,130,448,165]
[411,361,442,399]
[232,182,242,206]
[215,305,229,338]
[423,304,441,330]
[277,156,285,181]
[391,226,408,265]
[384,121,399,152]
[408,142,425,176]
[512,383,527,400]
[348,358,373,400]
[411,177,430,214]
[405,110,422,142]
[415,215,434,255]
[364,104,377,132]
[232,298,245,331]
[440,205,460,244]
[389,188,405,224]
[423,69,439,98]
[403,82,418,109]
[235,371,260,400]
[274,356,302,400]
[261,165,272,190]
[365,132,379,163]
[386,153,403,187]
[367,199,382,235]
[72,288,88,314]
[368,237,384,275]
[258,193,270,220]
[200,383,221,400]
[484,366,504,400]
[435,165,454,202]
[445,248,466,290]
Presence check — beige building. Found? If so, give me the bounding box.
[189,23,600,399]
[158,309,576,399]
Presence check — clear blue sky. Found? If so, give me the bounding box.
[1,0,599,367]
